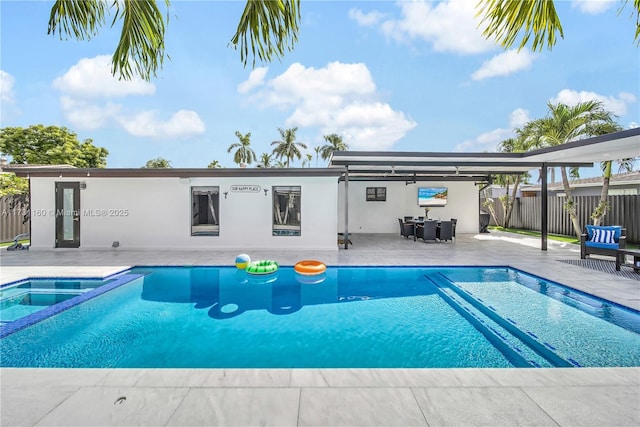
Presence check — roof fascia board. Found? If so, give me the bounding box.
[339,175,489,182]
[332,160,592,167]
[522,127,640,158]
[7,167,346,178]
[331,151,524,159]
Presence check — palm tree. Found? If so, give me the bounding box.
[495,133,532,228]
[271,127,307,168]
[207,160,222,168]
[524,101,618,238]
[227,131,257,167]
[585,120,634,225]
[257,152,273,168]
[592,158,635,225]
[314,146,322,167]
[142,157,172,168]
[47,0,301,81]
[320,133,348,163]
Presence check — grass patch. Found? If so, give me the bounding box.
[488,226,579,244]
[489,226,640,249]
[0,239,29,247]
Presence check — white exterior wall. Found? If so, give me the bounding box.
[29,176,338,250]
[337,180,480,234]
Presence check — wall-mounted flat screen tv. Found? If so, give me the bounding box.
[418,187,448,207]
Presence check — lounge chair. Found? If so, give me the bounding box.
[580,225,626,259]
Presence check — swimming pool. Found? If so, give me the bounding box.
[1,266,639,368]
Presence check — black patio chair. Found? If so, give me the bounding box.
[398,218,415,239]
[438,220,453,242]
[450,218,457,240]
[417,220,437,242]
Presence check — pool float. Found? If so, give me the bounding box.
[235,253,251,270]
[245,260,279,275]
[294,260,327,275]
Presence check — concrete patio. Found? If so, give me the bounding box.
[1,231,639,426]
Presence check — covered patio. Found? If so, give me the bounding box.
[330,127,640,251]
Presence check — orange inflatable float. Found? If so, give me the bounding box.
[294,260,327,275]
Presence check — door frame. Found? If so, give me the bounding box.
[55,182,80,248]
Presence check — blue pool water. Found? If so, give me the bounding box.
[1,266,639,368]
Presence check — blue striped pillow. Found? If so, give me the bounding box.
[592,228,615,244]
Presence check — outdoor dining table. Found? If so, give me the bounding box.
[406,219,441,241]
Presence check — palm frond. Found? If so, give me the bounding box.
[48,0,107,40]
[111,0,169,81]
[476,0,564,51]
[230,0,300,67]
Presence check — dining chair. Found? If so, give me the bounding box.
[418,220,437,242]
[450,218,457,240]
[398,218,415,239]
[438,220,453,242]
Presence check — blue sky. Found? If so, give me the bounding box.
[1,1,638,171]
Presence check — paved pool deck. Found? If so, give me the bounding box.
[1,231,639,426]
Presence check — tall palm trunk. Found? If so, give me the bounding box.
[483,199,500,227]
[592,161,612,226]
[560,166,582,239]
[504,175,521,228]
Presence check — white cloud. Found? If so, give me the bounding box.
[0,70,15,103]
[380,0,494,54]
[60,96,122,130]
[242,62,415,150]
[348,8,386,26]
[53,55,155,98]
[550,89,637,115]
[117,110,205,138]
[471,50,537,80]
[571,0,615,15]
[509,108,531,129]
[53,56,205,139]
[455,108,530,152]
[237,67,268,94]
[455,128,512,152]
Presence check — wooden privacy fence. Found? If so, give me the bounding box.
[482,195,639,244]
[0,195,29,242]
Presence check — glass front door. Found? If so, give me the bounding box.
[55,182,80,248]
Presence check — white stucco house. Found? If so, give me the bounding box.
[8,166,482,250]
[6,127,639,252]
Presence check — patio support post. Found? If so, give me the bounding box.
[344,167,349,249]
[541,163,548,251]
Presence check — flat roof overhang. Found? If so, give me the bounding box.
[329,127,640,181]
[329,127,639,251]
[5,167,346,179]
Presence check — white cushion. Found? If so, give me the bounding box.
[592,228,615,244]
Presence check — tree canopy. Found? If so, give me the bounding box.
[227,131,257,166]
[271,127,307,168]
[0,125,108,167]
[142,157,172,168]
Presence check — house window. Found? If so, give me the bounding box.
[366,187,386,201]
[191,186,219,236]
[273,186,301,236]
